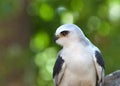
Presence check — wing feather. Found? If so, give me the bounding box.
[93,50,105,86]
[53,55,66,86]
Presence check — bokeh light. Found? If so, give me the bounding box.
[30,31,50,52]
[34,47,57,86]
[39,3,54,21]
[109,2,120,22]
[61,12,74,24]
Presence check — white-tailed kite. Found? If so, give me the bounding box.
[53,24,105,86]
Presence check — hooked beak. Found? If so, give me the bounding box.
[54,35,59,41]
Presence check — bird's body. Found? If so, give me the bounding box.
[53,24,105,86]
[58,43,97,86]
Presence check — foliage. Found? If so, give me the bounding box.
[0,0,120,86]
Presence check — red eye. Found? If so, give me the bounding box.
[61,31,69,36]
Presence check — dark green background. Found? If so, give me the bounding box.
[0,0,120,86]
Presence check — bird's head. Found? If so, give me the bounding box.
[54,24,86,47]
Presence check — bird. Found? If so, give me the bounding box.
[53,24,105,86]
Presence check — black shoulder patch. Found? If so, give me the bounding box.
[95,51,105,69]
[53,55,64,78]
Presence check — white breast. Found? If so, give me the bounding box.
[60,43,96,86]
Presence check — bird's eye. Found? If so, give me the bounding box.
[60,31,69,36]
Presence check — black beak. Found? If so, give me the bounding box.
[54,36,59,41]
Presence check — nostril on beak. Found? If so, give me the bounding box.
[54,36,59,41]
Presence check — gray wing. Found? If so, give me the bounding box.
[53,55,66,86]
[93,50,105,86]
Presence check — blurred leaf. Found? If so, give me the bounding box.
[98,22,110,36]
[34,47,57,86]
[30,31,50,52]
[70,0,83,11]
[39,3,54,21]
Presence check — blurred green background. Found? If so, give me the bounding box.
[0,0,120,86]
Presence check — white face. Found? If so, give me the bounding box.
[55,30,71,46]
[54,24,85,46]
